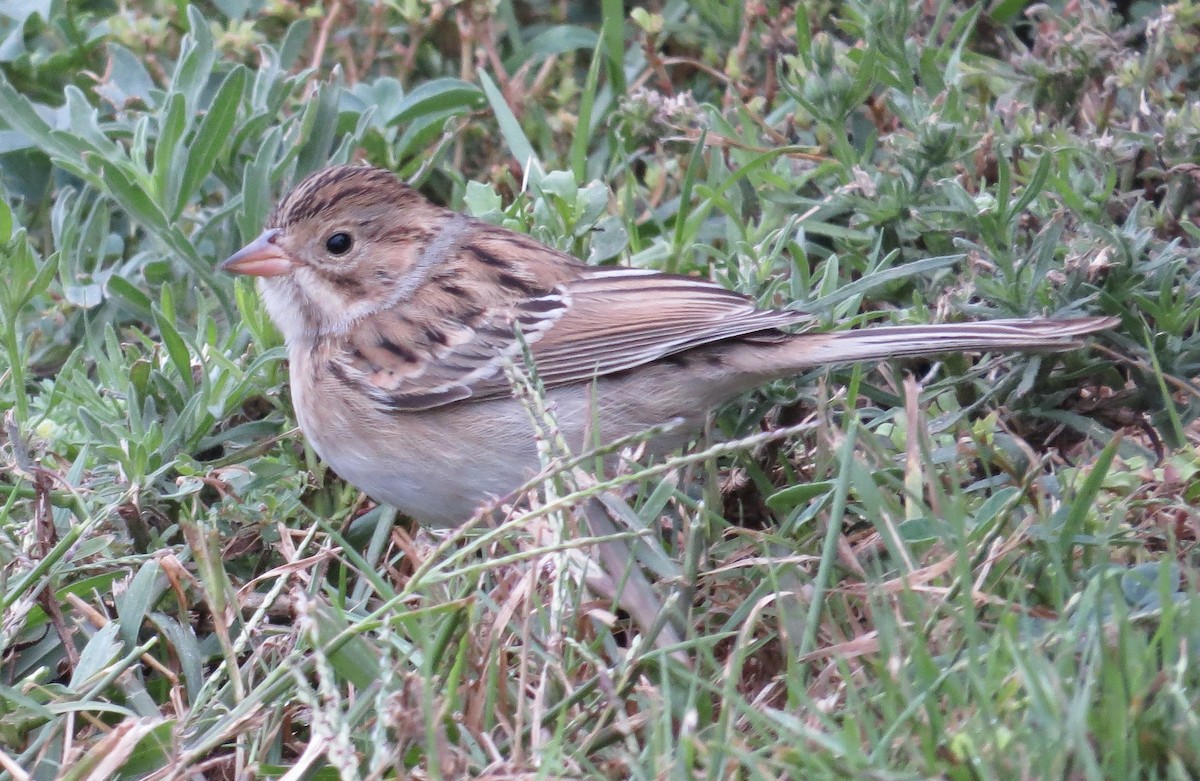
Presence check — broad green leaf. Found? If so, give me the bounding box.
[171,7,218,114]
[116,561,164,648]
[392,78,483,127]
[525,25,598,58]
[174,65,247,218]
[153,301,195,394]
[766,480,835,513]
[69,623,122,688]
[479,70,538,179]
[152,92,189,211]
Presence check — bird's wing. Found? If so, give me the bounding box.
[513,269,808,390]
[334,266,810,411]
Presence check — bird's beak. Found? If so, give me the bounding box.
[219,229,294,277]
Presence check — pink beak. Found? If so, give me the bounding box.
[220,229,294,277]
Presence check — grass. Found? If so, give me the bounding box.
[0,0,1198,778]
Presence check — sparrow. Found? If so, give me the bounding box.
[221,165,1117,527]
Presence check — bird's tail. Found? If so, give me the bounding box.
[749,316,1119,377]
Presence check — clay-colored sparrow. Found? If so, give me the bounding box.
[222,165,1116,526]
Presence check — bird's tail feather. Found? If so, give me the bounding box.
[777,316,1118,370]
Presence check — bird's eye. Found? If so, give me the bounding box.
[325,232,353,255]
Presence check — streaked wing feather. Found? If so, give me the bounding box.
[350,267,809,411]
[504,271,809,393]
[338,290,570,411]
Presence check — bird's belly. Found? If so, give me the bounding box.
[291,369,713,526]
[325,448,530,527]
[293,392,542,527]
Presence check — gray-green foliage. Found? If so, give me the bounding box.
[0,0,1198,778]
